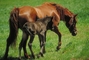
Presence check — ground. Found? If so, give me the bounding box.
[0,0,89,60]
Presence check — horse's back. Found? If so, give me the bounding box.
[34,3,58,18]
[19,6,37,22]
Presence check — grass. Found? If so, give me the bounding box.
[0,0,89,60]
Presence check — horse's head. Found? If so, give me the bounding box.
[65,14,77,36]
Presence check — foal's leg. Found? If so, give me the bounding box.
[52,26,62,51]
[28,35,35,58]
[37,34,46,58]
[19,32,29,59]
[43,32,46,53]
[38,32,46,54]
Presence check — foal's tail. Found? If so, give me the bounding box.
[7,8,19,47]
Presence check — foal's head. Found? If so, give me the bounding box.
[23,22,35,35]
[65,14,77,36]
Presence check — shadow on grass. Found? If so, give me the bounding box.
[0,56,35,60]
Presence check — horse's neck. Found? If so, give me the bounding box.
[53,4,64,21]
[64,8,74,17]
[55,4,74,22]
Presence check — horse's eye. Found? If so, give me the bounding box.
[72,23,76,27]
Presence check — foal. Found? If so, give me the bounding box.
[22,16,53,58]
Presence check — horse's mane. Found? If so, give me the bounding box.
[43,2,64,9]
[43,2,74,17]
[44,2,64,8]
[43,2,65,20]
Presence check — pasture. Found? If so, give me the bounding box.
[0,0,89,60]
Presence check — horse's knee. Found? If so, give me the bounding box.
[60,33,62,36]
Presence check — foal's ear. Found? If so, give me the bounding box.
[51,16,53,20]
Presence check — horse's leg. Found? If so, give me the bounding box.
[37,34,45,58]
[52,26,62,51]
[28,35,35,58]
[23,35,29,58]
[19,32,29,59]
[3,37,11,59]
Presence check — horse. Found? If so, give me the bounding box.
[3,2,77,59]
[23,16,53,58]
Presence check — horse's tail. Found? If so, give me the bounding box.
[7,8,19,47]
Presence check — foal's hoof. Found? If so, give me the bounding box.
[32,55,35,59]
[18,57,21,60]
[37,55,40,58]
[37,53,44,58]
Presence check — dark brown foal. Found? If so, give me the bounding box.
[21,16,53,59]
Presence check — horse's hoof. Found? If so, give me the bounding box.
[2,57,7,60]
[56,46,60,51]
[24,53,30,59]
[3,55,8,60]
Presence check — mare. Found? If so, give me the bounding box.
[23,16,53,58]
[3,2,77,59]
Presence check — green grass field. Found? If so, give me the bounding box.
[0,0,89,60]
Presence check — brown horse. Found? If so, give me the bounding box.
[3,2,77,59]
